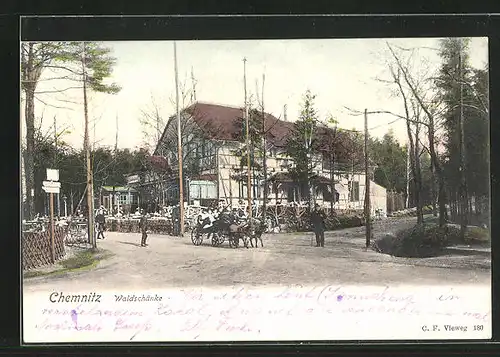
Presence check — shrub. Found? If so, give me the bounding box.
[325,215,364,230]
[465,226,490,243]
[372,223,451,258]
[373,222,490,258]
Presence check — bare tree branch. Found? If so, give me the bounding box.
[34,95,75,111]
[35,86,83,94]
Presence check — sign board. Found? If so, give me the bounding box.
[126,174,140,184]
[46,169,59,181]
[42,186,60,194]
[42,181,61,188]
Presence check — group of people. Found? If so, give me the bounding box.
[92,201,328,249]
[197,204,249,232]
[196,202,327,247]
[94,206,149,247]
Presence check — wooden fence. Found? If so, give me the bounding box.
[22,227,66,271]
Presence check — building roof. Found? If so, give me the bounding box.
[147,155,171,172]
[154,101,364,163]
[183,102,294,147]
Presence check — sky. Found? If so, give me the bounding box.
[20,37,488,151]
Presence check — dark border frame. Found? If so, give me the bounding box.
[4,10,499,355]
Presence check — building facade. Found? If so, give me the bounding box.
[141,102,387,214]
[99,186,140,214]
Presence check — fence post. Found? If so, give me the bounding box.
[50,192,55,263]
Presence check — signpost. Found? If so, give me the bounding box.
[42,169,60,263]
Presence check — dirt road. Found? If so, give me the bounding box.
[23,217,490,293]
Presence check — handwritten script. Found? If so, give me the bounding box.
[23,285,491,342]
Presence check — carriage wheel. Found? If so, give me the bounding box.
[229,235,239,248]
[211,233,220,247]
[191,229,204,246]
[216,232,226,246]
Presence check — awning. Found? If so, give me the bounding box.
[312,175,338,185]
[267,172,338,185]
[267,172,294,183]
[190,173,217,181]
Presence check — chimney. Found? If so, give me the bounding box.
[283,104,288,122]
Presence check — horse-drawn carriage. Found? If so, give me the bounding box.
[190,210,265,248]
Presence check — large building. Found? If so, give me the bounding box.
[131,102,387,214]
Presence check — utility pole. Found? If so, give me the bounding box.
[243,57,252,219]
[112,114,118,214]
[191,66,197,103]
[406,137,411,209]
[82,42,95,248]
[364,109,372,249]
[174,42,185,236]
[330,125,338,215]
[261,72,267,225]
[115,114,119,153]
[53,115,60,217]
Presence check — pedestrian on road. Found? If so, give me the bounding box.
[311,203,327,247]
[172,205,180,236]
[95,208,106,239]
[139,209,148,247]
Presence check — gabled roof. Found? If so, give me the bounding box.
[154,101,364,163]
[183,102,293,147]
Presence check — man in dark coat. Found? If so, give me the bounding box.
[172,205,180,236]
[139,209,148,247]
[311,203,327,247]
[95,208,106,239]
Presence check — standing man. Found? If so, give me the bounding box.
[95,208,106,240]
[311,203,327,247]
[139,209,148,247]
[172,204,180,236]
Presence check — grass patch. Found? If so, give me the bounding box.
[60,250,95,269]
[23,270,48,279]
[23,248,114,279]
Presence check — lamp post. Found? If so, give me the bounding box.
[116,192,120,215]
[63,195,67,217]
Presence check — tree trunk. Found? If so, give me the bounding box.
[24,87,36,220]
[413,124,424,224]
[330,153,334,215]
[430,159,437,217]
[438,175,447,227]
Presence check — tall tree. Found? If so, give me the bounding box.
[370,130,408,194]
[21,41,121,219]
[436,38,489,229]
[285,90,320,210]
[21,43,73,219]
[386,43,448,227]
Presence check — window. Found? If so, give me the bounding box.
[119,193,128,205]
[349,181,360,202]
[239,181,248,199]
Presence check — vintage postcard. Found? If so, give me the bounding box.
[21,34,491,342]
